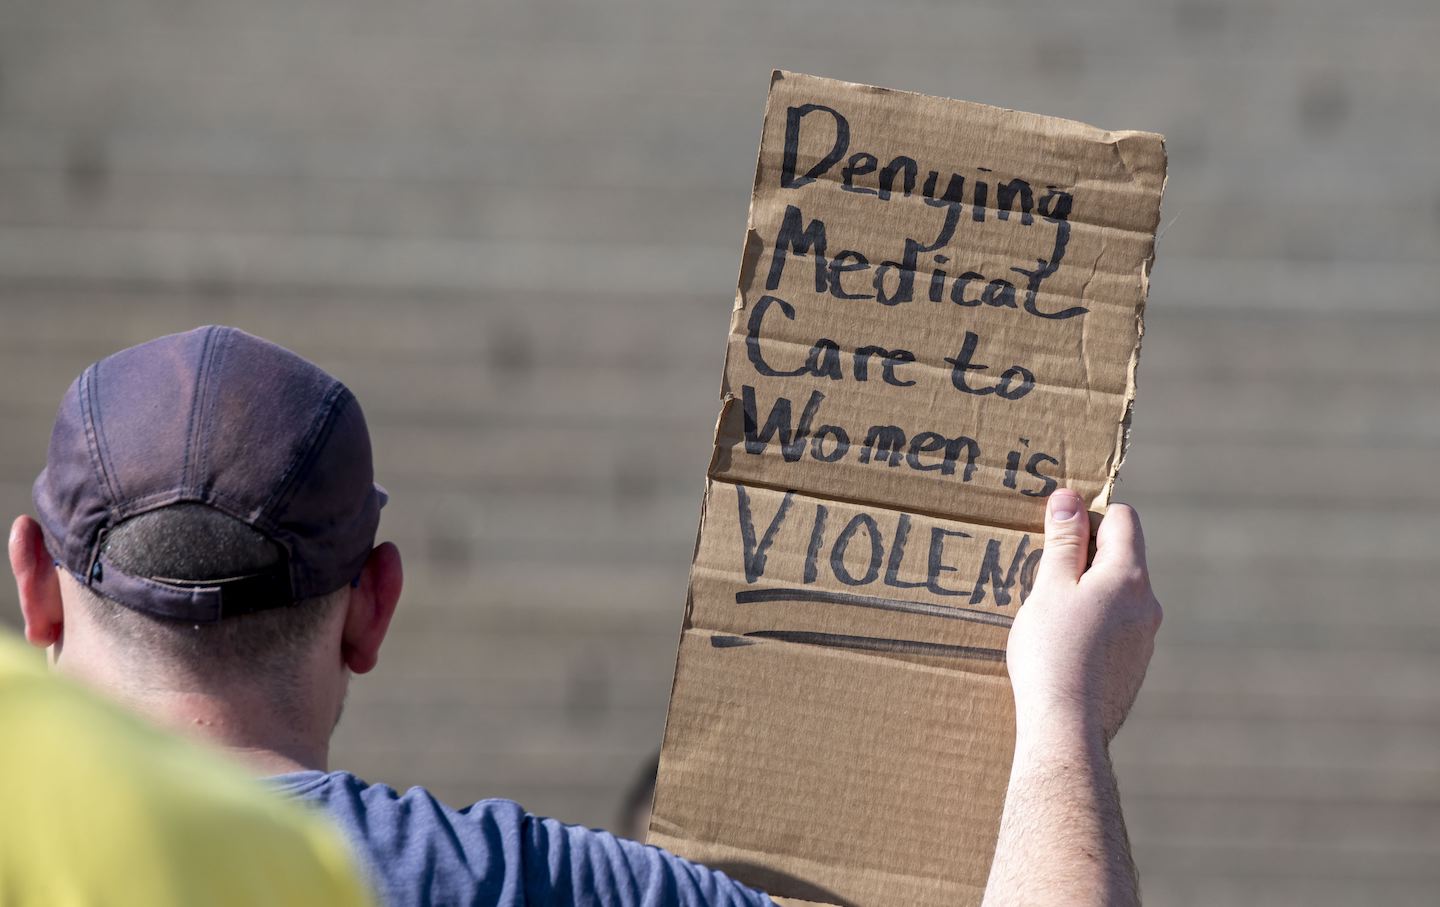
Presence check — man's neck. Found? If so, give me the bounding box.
[50,629,339,778]
[152,690,329,776]
[70,669,331,777]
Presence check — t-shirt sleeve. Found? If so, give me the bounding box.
[522,815,775,907]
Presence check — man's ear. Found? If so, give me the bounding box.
[9,515,64,648]
[341,542,402,674]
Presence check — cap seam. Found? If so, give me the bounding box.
[181,326,221,494]
[257,381,352,592]
[197,328,234,495]
[78,366,122,511]
[257,382,350,525]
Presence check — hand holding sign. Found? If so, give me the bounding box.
[1007,491,1163,743]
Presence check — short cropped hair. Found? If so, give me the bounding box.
[75,504,346,694]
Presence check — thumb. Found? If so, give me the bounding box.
[1031,489,1091,590]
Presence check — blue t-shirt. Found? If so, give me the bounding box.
[270,770,774,907]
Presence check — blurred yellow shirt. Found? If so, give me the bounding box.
[0,634,374,907]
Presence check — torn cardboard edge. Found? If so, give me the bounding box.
[1106,155,1169,511]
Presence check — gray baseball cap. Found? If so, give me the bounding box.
[32,325,387,623]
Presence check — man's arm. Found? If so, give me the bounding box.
[982,489,1163,907]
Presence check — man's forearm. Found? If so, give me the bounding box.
[981,712,1138,907]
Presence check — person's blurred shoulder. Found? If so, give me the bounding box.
[0,633,375,907]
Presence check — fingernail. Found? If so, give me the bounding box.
[1049,490,1080,521]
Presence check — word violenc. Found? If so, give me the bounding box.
[735,485,1041,607]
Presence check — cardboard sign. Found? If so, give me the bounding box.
[651,72,1166,907]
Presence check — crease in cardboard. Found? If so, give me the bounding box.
[717,333,1134,405]
[740,275,1156,323]
[700,472,1074,539]
[741,629,1006,663]
[749,172,1167,242]
[685,556,1023,623]
[731,586,1014,628]
[684,626,1015,686]
[693,627,1007,673]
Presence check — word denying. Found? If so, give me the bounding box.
[652,72,1165,907]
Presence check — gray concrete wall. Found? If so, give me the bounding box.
[1,1,1437,903]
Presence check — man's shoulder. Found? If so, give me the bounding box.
[272,770,774,907]
[272,770,534,905]
[274,769,519,813]
[272,770,529,849]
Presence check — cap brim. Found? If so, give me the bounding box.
[374,483,389,509]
